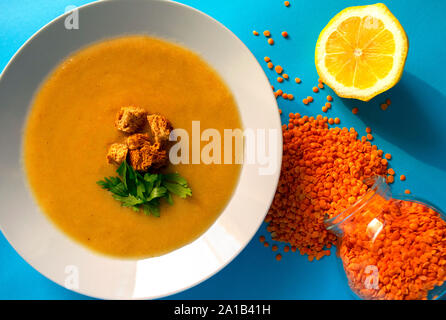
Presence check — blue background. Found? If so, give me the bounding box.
[1,0,445,300]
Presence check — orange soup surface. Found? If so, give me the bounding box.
[24,35,242,258]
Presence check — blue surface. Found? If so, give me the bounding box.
[1,0,445,300]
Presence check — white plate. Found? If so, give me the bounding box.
[0,0,281,299]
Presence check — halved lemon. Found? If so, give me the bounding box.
[315,3,408,101]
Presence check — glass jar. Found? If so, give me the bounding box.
[325,176,446,300]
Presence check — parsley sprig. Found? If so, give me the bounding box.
[97,161,192,217]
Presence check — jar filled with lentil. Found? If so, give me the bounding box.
[325,176,446,300]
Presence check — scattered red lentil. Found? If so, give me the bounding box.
[291,246,297,252]
[268,38,274,45]
[276,253,282,261]
[282,93,288,99]
[387,168,395,176]
[284,1,290,7]
[264,241,269,247]
[307,96,314,103]
[318,83,324,89]
[366,127,372,134]
[352,107,359,115]
[400,174,406,181]
[387,175,395,184]
[381,103,388,111]
[277,77,283,83]
[283,73,289,79]
[267,116,388,257]
[303,98,309,105]
[275,65,283,74]
[312,87,319,93]
[404,189,411,194]
[284,245,290,252]
[385,153,392,160]
[325,102,331,109]
[279,108,282,115]
[367,134,373,140]
[272,244,278,252]
[322,106,328,113]
[281,31,288,38]
[328,118,334,125]
[264,56,271,62]
[288,94,294,100]
[259,235,266,243]
[386,98,391,105]
[295,77,301,84]
[327,95,333,101]
[334,117,340,124]
[263,30,271,37]
[253,30,259,36]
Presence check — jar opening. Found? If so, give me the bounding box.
[324,175,389,235]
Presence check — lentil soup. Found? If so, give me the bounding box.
[23,35,242,258]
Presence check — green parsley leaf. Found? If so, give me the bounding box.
[112,194,144,207]
[165,192,174,206]
[147,186,167,202]
[163,182,192,199]
[163,173,188,186]
[116,161,127,189]
[97,161,192,217]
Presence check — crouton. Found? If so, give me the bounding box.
[128,142,168,171]
[106,143,128,165]
[115,106,147,134]
[126,133,151,150]
[147,114,172,143]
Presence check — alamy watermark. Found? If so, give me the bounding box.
[64,265,79,290]
[168,122,280,176]
[64,5,79,30]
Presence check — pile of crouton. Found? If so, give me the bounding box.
[107,106,172,172]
